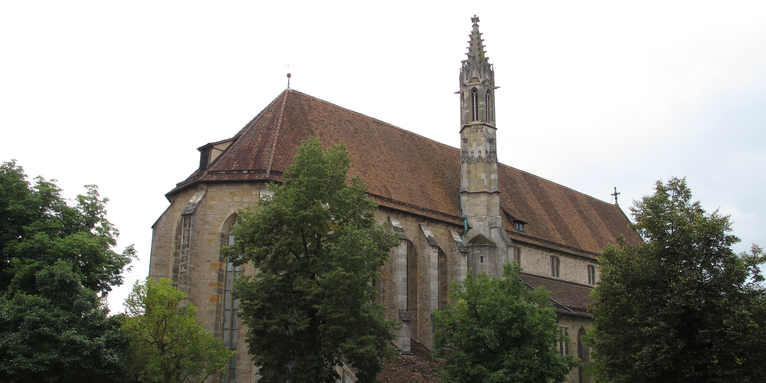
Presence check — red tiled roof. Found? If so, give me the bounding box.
[169,89,641,256]
[378,341,443,383]
[519,274,594,316]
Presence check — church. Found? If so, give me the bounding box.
[149,16,640,383]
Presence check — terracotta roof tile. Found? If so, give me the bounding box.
[378,341,443,383]
[169,89,641,256]
[519,273,593,315]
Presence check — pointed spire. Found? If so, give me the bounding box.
[459,15,495,127]
[466,15,487,63]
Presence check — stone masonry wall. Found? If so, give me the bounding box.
[151,183,598,382]
[150,182,270,383]
[557,315,594,383]
[516,242,599,286]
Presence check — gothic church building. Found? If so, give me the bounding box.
[150,17,640,383]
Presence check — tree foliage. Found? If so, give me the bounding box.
[122,278,234,383]
[0,160,134,295]
[0,160,134,382]
[587,177,766,383]
[0,261,128,383]
[434,263,581,383]
[223,137,399,383]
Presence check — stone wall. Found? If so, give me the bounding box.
[516,242,599,286]
[151,183,598,383]
[150,182,270,383]
[374,207,466,350]
[557,315,594,383]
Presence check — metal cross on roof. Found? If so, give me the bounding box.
[471,15,480,25]
[612,187,621,206]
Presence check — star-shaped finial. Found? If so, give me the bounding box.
[471,15,480,25]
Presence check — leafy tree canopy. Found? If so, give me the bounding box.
[223,137,399,383]
[587,177,766,383]
[122,278,234,383]
[0,160,134,295]
[0,160,135,382]
[434,263,581,383]
[0,261,128,383]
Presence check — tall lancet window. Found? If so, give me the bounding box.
[222,234,241,383]
[485,92,492,123]
[471,88,479,122]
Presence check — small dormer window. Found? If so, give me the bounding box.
[471,88,479,122]
[513,221,525,233]
[199,148,211,171]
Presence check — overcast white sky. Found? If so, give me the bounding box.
[2,1,765,313]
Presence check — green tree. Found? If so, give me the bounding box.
[0,160,134,295]
[122,278,234,383]
[587,177,766,383]
[434,263,581,383]
[0,160,134,382]
[222,137,399,383]
[0,261,128,383]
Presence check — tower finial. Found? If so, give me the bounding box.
[287,73,291,89]
[459,15,495,128]
[466,15,487,62]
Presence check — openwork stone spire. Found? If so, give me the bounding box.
[461,15,494,89]
[467,15,487,63]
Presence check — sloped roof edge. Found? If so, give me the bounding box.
[164,89,641,254]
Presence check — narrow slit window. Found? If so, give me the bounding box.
[485,92,491,122]
[551,256,560,277]
[587,265,596,285]
[471,88,479,122]
[559,327,569,356]
[222,234,241,383]
[513,247,521,264]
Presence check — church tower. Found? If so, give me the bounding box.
[459,16,512,277]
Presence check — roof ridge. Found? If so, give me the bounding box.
[233,90,289,139]
[498,161,623,210]
[177,89,621,214]
[165,88,639,254]
[288,90,464,154]
[265,90,290,178]
[287,90,617,210]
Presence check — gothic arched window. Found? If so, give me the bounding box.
[471,88,479,122]
[578,327,591,383]
[222,234,241,383]
[220,217,241,383]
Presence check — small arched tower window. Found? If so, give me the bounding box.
[485,91,492,123]
[471,88,479,122]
